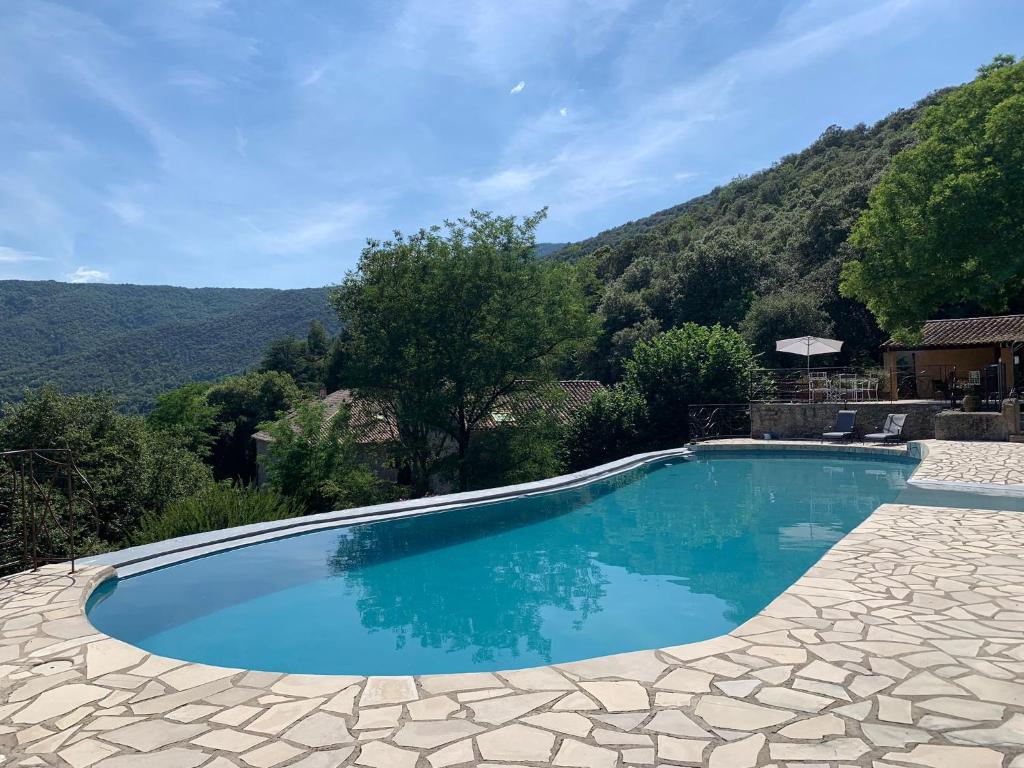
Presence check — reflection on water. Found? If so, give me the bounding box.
[88,452,915,675]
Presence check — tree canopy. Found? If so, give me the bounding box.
[331,209,595,491]
[0,282,337,411]
[841,55,1024,340]
[0,386,210,546]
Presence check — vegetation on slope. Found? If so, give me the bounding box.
[554,96,931,375]
[0,282,338,410]
[842,55,1024,340]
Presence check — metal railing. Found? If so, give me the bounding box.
[0,449,91,576]
[890,363,1008,409]
[688,404,751,442]
[751,367,890,403]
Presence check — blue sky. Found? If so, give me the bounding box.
[0,1,1021,289]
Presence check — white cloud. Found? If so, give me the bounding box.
[67,266,110,283]
[168,71,221,94]
[0,246,48,263]
[300,66,328,87]
[462,165,552,200]
[106,199,144,224]
[452,0,928,223]
[509,80,526,95]
[559,107,568,117]
[248,200,375,255]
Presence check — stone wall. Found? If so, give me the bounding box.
[750,401,945,440]
[934,410,1010,442]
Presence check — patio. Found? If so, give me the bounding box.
[1,440,1023,768]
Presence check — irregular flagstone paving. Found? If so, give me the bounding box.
[1,441,1024,767]
[909,440,1024,489]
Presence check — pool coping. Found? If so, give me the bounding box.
[4,439,1024,768]
[83,440,917,578]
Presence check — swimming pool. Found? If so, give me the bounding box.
[87,450,916,675]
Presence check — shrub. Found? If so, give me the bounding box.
[624,324,754,448]
[563,385,648,470]
[133,482,300,545]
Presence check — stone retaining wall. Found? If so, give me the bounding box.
[750,401,945,440]
[934,410,1010,441]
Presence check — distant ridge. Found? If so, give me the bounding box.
[0,281,338,410]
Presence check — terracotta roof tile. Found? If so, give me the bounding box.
[884,314,1024,348]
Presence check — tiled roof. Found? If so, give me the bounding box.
[251,389,396,446]
[884,314,1024,348]
[252,380,604,446]
[480,380,605,429]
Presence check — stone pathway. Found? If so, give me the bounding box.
[2,442,1024,767]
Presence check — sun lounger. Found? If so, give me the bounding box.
[864,413,906,442]
[822,409,857,440]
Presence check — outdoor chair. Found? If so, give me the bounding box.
[864,413,906,443]
[822,409,857,440]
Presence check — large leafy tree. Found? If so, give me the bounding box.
[147,382,220,457]
[841,55,1024,340]
[259,320,332,392]
[564,324,754,469]
[331,210,595,492]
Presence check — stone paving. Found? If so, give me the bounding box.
[1,441,1024,767]
[910,441,1024,489]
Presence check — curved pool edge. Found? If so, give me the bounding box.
[78,439,919,684]
[81,446,698,578]
[4,439,1024,767]
[82,440,919,579]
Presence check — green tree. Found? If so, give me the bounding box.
[563,385,648,470]
[624,324,754,448]
[841,55,1024,340]
[147,382,219,457]
[0,386,210,546]
[740,292,834,367]
[260,336,313,385]
[306,320,328,359]
[259,320,332,392]
[670,233,764,327]
[259,399,395,512]
[331,210,596,492]
[206,371,300,482]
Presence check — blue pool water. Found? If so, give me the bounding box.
[87,451,916,675]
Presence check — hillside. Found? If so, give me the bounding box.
[553,92,947,377]
[0,281,338,410]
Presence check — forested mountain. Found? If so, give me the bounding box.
[0,282,338,410]
[554,94,943,376]
[532,242,569,258]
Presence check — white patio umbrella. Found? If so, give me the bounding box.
[776,336,844,398]
[775,336,844,370]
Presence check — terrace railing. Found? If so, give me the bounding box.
[688,403,751,442]
[0,449,91,576]
[751,367,890,404]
